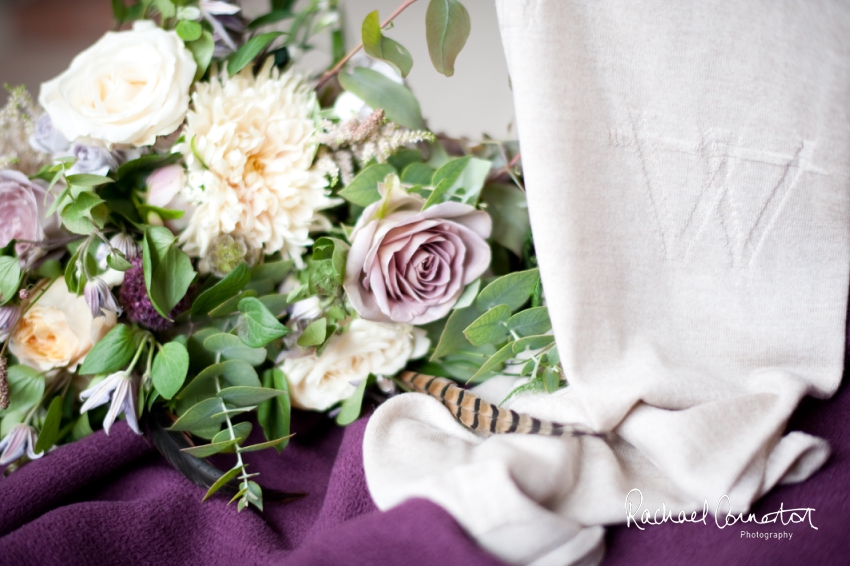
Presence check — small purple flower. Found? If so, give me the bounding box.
[67,142,118,177]
[79,371,140,435]
[84,277,122,318]
[119,257,192,331]
[29,114,70,155]
[109,233,141,261]
[0,424,43,465]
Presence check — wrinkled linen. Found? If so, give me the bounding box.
[364,1,850,564]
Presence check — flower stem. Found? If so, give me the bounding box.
[314,0,420,90]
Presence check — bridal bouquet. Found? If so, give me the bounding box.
[0,0,561,511]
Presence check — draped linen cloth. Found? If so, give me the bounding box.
[363,1,850,564]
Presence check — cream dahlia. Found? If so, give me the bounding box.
[176,60,332,265]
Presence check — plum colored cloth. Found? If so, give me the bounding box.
[0,375,848,564]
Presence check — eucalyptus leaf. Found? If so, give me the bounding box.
[202,465,242,501]
[170,397,228,432]
[425,0,471,76]
[258,368,290,453]
[337,163,396,206]
[542,367,561,393]
[236,297,290,348]
[430,156,491,204]
[203,333,267,366]
[297,318,327,347]
[480,183,530,257]
[401,162,435,185]
[227,32,284,76]
[468,342,514,382]
[0,256,21,305]
[218,386,284,407]
[453,279,480,310]
[475,268,540,312]
[463,304,511,346]
[361,10,413,77]
[507,307,551,337]
[338,67,425,130]
[512,334,555,354]
[212,421,252,445]
[240,434,294,452]
[152,341,190,400]
[179,438,238,457]
[191,262,251,315]
[336,375,374,426]
[430,306,479,361]
[80,324,139,375]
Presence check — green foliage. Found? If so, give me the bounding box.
[428,156,491,206]
[218,386,284,406]
[180,438,239,458]
[480,183,530,257]
[187,30,215,82]
[336,375,374,426]
[338,164,396,206]
[338,67,425,130]
[248,10,294,30]
[192,262,251,315]
[228,32,284,76]
[475,268,539,312]
[425,0,471,76]
[203,465,243,501]
[401,162,435,186]
[143,226,196,320]
[0,256,21,305]
[60,192,109,234]
[297,318,327,347]
[0,366,44,417]
[80,325,140,375]
[463,304,511,346]
[507,307,551,338]
[258,368,291,453]
[152,341,190,400]
[361,10,413,77]
[176,20,202,42]
[236,297,290,348]
[170,398,229,432]
[34,396,63,453]
[204,333,267,366]
[250,259,293,283]
[430,306,479,360]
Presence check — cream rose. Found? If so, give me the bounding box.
[281,319,429,411]
[9,278,117,372]
[38,21,196,147]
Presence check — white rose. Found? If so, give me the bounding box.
[38,21,196,147]
[281,319,430,411]
[9,278,117,372]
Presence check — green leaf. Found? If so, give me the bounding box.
[480,183,530,257]
[422,178,452,209]
[246,480,263,511]
[202,465,243,501]
[297,318,327,347]
[542,367,561,393]
[336,375,374,426]
[170,397,228,432]
[152,341,189,400]
[151,0,176,19]
[0,256,21,305]
[106,251,133,271]
[111,0,125,22]
[337,163,396,206]
[453,279,480,310]
[71,413,93,441]
[35,258,62,280]
[247,9,294,29]
[338,67,425,130]
[236,297,290,348]
[258,294,290,316]
[463,304,511,346]
[143,226,196,320]
[208,289,258,317]
[187,31,215,81]
[430,156,491,205]
[401,162,435,185]
[0,366,44,417]
[512,334,555,354]
[258,368,290,453]
[430,306,479,360]
[203,333,267,366]
[240,434,294,452]
[218,386,284,407]
[65,173,113,187]
[468,342,514,382]
[362,10,413,78]
[212,421,252,445]
[34,396,63,453]
[191,262,251,315]
[80,325,139,375]
[176,19,202,42]
[425,0,471,76]
[60,192,108,234]
[227,31,284,76]
[507,307,551,338]
[250,259,293,283]
[476,268,540,312]
[179,438,238,457]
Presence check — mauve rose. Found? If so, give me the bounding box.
[67,142,118,177]
[344,175,491,325]
[29,114,70,155]
[0,169,61,249]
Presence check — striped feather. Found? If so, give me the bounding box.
[398,371,606,439]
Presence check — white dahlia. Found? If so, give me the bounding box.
[176,60,332,264]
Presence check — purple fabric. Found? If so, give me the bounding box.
[0,413,504,566]
[1,380,848,565]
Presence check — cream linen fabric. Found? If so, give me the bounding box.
[364,1,850,564]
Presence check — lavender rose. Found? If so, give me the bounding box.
[344,175,491,325]
[0,169,61,249]
[29,114,70,155]
[67,142,118,177]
